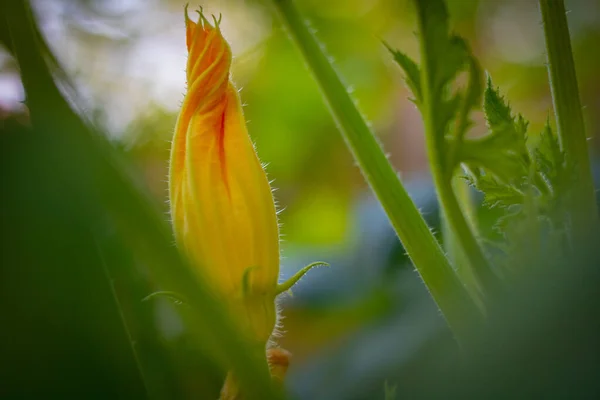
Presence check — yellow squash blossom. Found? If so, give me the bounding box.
[169,7,282,344]
[169,6,325,371]
[169,7,327,398]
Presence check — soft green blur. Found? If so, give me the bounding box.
[2,0,600,399]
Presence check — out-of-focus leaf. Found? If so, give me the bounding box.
[2,1,281,398]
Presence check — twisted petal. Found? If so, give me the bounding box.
[169,8,280,341]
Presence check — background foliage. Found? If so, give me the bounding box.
[2,0,600,399]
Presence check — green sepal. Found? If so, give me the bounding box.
[275,262,329,296]
[241,266,257,298]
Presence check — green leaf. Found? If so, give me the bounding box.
[483,76,514,129]
[412,0,475,143]
[446,53,484,175]
[416,0,469,93]
[436,35,469,91]
[452,55,484,141]
[484,80,529,151]
[461,79,531,184]
[384,42,422,103]
[464,171,524,209]
[389,0,482,150]
[535,120,567,193]
[439,93,462,141]
[463,84,578,277]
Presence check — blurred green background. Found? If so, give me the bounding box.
[1,0,600,399]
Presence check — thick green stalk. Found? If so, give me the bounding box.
[270,0,481,338]
[539,0,598,234]
[413,3,495,295]
[444,174,483,303]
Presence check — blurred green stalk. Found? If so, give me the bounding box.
[443,175,483,303]
[539,0,598,238]
[5,1,280,398]
[270,0,481,340]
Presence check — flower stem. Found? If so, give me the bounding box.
[413,1,496,297]
[539,0,598,235]
[270,0,481,339]
[443,174,483,303]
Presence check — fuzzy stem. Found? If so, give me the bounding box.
[443,174,483,303]
[270,0,482,340]
[539,0,598,235]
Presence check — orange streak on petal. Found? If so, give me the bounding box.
[216,99,231,200]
